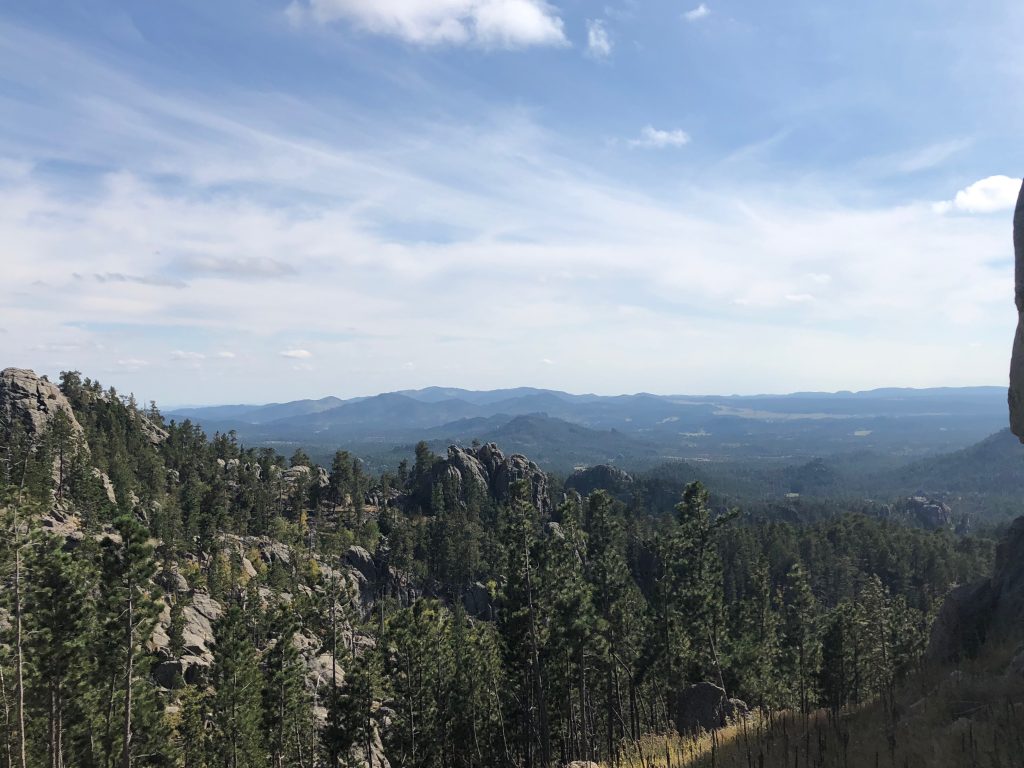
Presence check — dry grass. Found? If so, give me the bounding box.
[607,643,1024,768]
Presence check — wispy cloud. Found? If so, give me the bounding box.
[586,19,612,58]
[176,256,297,279]
[0,14,1018,401]
[287,0,568,49]
[684,4,710,22]
[83,272,187,289]
[628,126,691,149]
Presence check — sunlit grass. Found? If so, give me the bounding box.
[607,642,1024,768]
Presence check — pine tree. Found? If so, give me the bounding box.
[97,514,162,768]
[781,561,820,713]
[499,483,551,768]
[210,603,265,768]
[24,534,93,768]
[262,610,311,768]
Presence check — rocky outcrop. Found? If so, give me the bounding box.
[1009,178,1024,439]
[463,581,493,619]
[928,516,1024,662]
[0,368,84,441]
[673,682,749,733]
[900,495,954,530]
[423,443,550,514]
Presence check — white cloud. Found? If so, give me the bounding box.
[281,349,313,359]
[939,175,1021,214]
[586,19,612,58]
[216,351,236,359]
[0,24,1017,402]
[684,3,710,22]
[288,0,568,48]
[629,126,691,149]
[170,350,205,361]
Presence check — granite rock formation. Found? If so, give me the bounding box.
[1009,178,1024,439]
[0,367,84,441]
[927,516,1024,661]
[421,443,550,514]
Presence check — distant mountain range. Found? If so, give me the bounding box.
[167,385,1011,471]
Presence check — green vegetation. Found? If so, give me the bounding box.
[0,371,1004,767]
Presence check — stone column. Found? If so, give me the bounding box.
[1009,179,1024,439]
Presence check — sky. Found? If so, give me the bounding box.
[2,0,1023,406]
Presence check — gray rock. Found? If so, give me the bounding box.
[0,368,85,440]
[927,516,1024,661]
[346,545,377,584]
[180,592,222,659]
[421,442,550,514]
[673,682,747,733]
[1009,178,1024,440]
[91,468,118,505]
[156,567,189,593]
[463,581,492,619]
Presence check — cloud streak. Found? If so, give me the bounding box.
[629,126,691,149]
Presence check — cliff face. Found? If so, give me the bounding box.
[0,367,85,441]
[927,515,1024,662]
[1008,179,1024,439]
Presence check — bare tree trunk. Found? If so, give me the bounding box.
[0,663,13,768]
[120,589,134,768]
[13,542,27,768]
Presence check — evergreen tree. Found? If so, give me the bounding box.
[262,610,311,768]
[24,534,93,768]
[97,514,164,768]
[210,603,265,768]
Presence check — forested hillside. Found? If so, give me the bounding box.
[0,368,1004,767]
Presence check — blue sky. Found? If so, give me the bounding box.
[2,0,1023,405]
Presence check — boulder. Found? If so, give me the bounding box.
[156,567,190,594]
[673,682,748,733]
[1009,177,1024,440]
[91,468,118,505]
[346,545,377,584]
[180,592,222,659]
[154,654,211,689]
[463,581,492,619]
[348,719,390,768]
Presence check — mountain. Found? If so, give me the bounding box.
[882,427,1024,495]
[168,385,1011,469]
[170,396,347,425]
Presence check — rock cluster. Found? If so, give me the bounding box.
[0,367,84,440]
[423,443,550,513]
[901,495,954,530]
